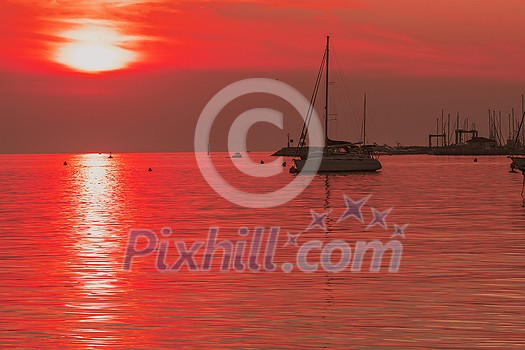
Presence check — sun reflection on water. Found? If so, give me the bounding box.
[65,153,126,347]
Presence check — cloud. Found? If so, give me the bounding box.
[2,0,525,80]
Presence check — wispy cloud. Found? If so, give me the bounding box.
[3,0,525,80]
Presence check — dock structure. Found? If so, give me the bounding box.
[428,111,448,147]
[455,128,479,144]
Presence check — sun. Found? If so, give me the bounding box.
[55,24,138,73]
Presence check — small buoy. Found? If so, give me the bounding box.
[260,160,264,164]
[63,161,67,166]
[474,158,478,162]
[289,166,298,174]
[282,161,287,167]
[148,168,153,172]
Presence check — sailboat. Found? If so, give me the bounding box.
[293,36,382,173]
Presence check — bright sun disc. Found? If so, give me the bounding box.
[55,25,137,73]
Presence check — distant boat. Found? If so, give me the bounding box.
[231,152,242,158]
[63,161,67,166]
[293,36,382,173]
[108,151,113,159]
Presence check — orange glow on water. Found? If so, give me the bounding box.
[55,23,138,73]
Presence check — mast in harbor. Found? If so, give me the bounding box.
[324,35,330,144]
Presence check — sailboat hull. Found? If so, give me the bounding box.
[294,156,382,172]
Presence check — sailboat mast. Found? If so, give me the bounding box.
[325,35,330,143]
[521,95,525,146]
[363,93,367,146]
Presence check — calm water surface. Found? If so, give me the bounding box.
[1,153,524,348]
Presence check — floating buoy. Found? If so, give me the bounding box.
[474,158,478,162]
[148,168,153,172]
[260,160,264,164]
[63,161,67,166]
[289,166,298,174]
[282,161,287,167]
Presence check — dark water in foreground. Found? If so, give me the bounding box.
[0,153,524,348]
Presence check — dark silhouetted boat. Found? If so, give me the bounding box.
[292,36,382,173]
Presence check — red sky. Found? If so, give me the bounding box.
[1,0,525,153]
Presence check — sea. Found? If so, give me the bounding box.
[0,153,524,348]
